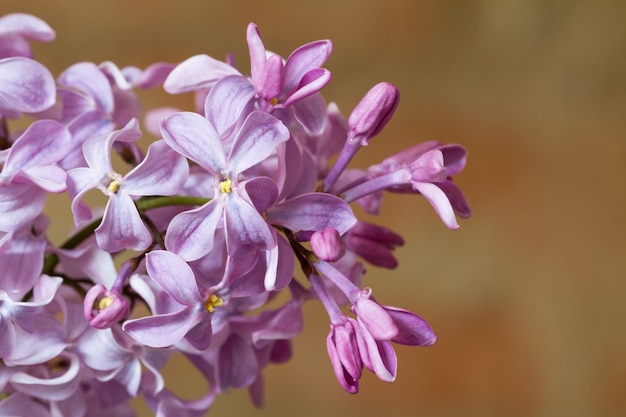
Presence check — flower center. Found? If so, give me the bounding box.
[107,179,121,193]
[98,295,114,310]
[205,293,223,312]
[219,178,232,194]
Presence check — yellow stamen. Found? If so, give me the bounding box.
[269,97,279,106]
[98,296,114,310]
[219,178,232,194]
[107,180,121,193]
[205,294,223,312]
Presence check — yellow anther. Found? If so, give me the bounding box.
[107,180,121,193]
[98,296,114,310]
[205,294,223,312]
[269,97,279,106]
[219,178,232,194]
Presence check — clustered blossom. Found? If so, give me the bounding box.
[0,14,471,417]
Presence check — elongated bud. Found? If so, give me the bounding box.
[323,82,399,192]
[348,82,399,145]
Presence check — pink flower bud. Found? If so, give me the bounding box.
[347,82,399,145]
[310,227,345,262]
[84,284,130,329]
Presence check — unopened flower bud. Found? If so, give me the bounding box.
[84,284,130,329]
[311,227,345,262]
[348,82,399,145]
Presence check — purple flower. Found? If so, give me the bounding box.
[326,317,362,394]
[123,250,224,350]
[0,120,71,232]
[67,119,188,252]
[164,22,332,135]
[340,141,470,228]
[161,110,289,260]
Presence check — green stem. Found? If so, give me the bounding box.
[41,195,210,276]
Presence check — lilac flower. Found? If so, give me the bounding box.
[76,326,170,397]
[56,61,144,169]
[67,119,188,252]
[340,142,470,228]
[123,250,224,350]
[164,22,332,135]
[161,110,289,260]
[0,120,71,232]
[0,275,65,363]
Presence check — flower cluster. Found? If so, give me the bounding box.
[0,13,470,417]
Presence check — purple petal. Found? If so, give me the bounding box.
[19,165,66,193]
[438,180,471,218]
[409,150,446,183]
[2,120,71,178]
[385,306,437,346]
[123,140,188,196]
[228,111,290,173]
[95,193,152,252]
[0,57,55,113]
[165,199,224,261]
[184,316,213,351]
[136,62,176,89]
[291,92,327,136]
[283,39,332,96]
[161,111,226,174]
[266,193,357,234]
[145,250,203,305]
[57,62,114,114]
[204,75,255,138]
[246,22,267,91]
[164,54,240,94]
[123,308,203,348]
[0,183,46,232]
[0,316,15,358]
[5,315,67,366]
[241,176,279,213]
[11,353,81,401]
[257,54,284,101]
[0,13,55,42]
[218,333,258,389]
[412,181,459,229]
[0,393,52,417]
[263,231,294,291]
[282,68,332,106]
[0,225,45,300]
[353,296,398,340]
[224,193,275,256]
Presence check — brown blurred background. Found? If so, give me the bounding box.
[2,1,625,416]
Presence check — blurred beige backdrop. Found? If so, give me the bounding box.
[2,1,624,417]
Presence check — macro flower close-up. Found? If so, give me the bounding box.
[1,2,624,417]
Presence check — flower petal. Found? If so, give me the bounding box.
[228,111,290,173]
[161,111,226,174]
[145,250,202,306]
[0,57,55,113]
[123,308,203,348]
